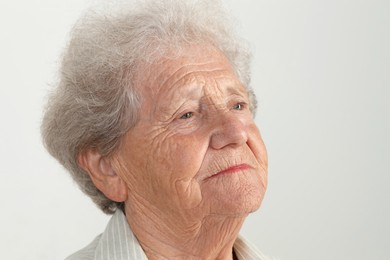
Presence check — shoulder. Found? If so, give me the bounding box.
[65,234,102,260]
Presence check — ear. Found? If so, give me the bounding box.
[78,149,128,203]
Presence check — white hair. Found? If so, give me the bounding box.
[41,0,256,214]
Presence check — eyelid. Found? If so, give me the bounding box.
[231,100,248,110]
[179,111,194,119]
[233,102,244,110]
[171,101,198,121]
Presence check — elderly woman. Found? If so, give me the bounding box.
[42,0,268,259]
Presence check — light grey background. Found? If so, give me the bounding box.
[1,0,389,259]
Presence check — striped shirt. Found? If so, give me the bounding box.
[66,210,271,260]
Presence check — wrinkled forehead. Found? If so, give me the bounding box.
[133,45,242,98]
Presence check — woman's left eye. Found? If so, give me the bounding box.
[232,103,244,110]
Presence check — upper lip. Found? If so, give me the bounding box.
[206,163,253,180]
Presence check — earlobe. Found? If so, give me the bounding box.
[77,149,128,202]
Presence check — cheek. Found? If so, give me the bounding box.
[247,123,268,170]
[115,134,153,190]
[248,124,268,194]
[146,130,209,208]
[149,130,208,179]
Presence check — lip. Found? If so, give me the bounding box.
[207,164,253,179]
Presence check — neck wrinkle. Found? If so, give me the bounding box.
[124,202,247,260]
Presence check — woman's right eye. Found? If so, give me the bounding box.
[180,112,193,119]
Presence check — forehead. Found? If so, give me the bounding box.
[134,45,241,97]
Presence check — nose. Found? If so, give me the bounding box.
[210,113,248,150]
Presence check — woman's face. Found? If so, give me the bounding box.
[113,45,267,221]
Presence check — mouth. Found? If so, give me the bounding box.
[206,164,253,180]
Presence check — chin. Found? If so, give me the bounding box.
[221,187,265,216]
[204,173,267,216]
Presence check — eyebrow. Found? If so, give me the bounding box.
[153,70,247,114]
[152,81,203,119]
[225,84,248,96]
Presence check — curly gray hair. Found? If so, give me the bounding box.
[41,0,256,214]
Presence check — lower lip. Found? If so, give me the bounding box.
[209,164,252,179]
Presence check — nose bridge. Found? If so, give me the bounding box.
[209,109,248,150]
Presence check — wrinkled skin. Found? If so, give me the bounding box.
[111,45,268,259]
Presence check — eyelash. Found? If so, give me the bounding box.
[232,102,247,111]
[180,112,193,119]
[178,102,247,120]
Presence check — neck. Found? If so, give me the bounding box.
[124,201,246,260]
